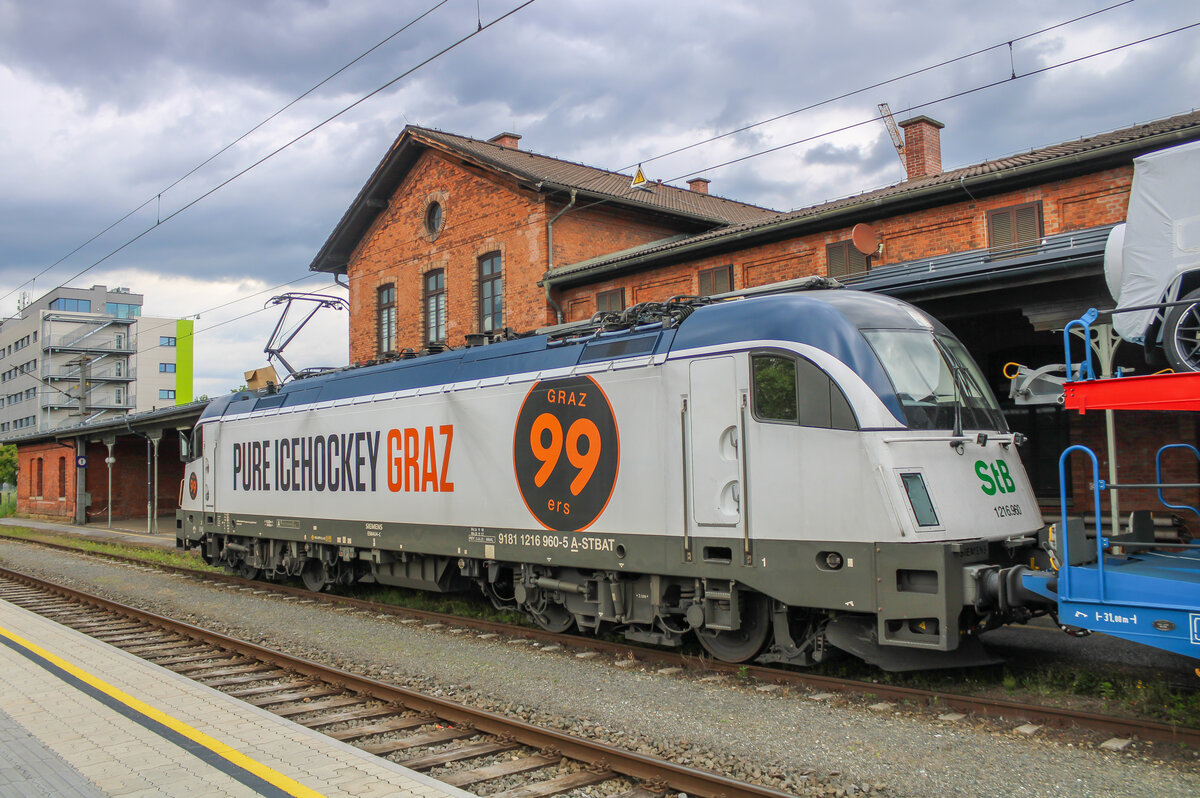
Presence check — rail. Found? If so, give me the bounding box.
[3,535,1196,746]
[0,566,799,798]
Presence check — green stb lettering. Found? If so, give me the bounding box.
[975,460,997,496]
[996,460,1016,493]
[989,463,1008,495]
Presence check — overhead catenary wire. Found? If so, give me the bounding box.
[8,0,1141,319]
[56,11,1200,379]
[623,0,1138,172]
[0,0,455,312]
[1,0,538,316]
[672,19,1200,183]
[4,0,1146,326]
[341,14,1200,290]
[11,3,1194,393]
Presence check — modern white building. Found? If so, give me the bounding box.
[0,285,193,438]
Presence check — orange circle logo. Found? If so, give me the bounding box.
[513,376,619,531]
[188,472,198,500]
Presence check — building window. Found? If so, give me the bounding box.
[596,288,625,315]
[699,265,733,296]
[115,387,124,405]
[424,269,446,344]
[425,201,444,237]
[377,284,396,355]
[35,457,43,498]
[988,201,1043,256]
[478,252,503,333]
[826,241,871,279]
[160,389,176,400]
[57,457,66,499]
[160,336,176,347]
[159,362,176,373]
[50,298,91,312]
[106,302,141,318]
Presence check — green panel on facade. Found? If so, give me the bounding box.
[176,318,194,404]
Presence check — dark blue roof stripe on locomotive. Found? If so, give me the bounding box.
[203,325,678,420]
[203,290,910,424]
[671,292,912,422]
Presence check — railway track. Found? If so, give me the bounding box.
[3,533,1199,749]
[0,566,796,798]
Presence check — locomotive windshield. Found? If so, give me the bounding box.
[863,330,1007,432]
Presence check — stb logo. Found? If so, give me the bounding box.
[975,459,1016,496]
[188,472,198,501]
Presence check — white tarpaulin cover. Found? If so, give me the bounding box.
[1108,138,1200,342]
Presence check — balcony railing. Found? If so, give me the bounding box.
[41,395,135,411]
[46,333,135,352]
[42,363,135,381]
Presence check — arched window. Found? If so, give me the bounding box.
[58,457,67,499]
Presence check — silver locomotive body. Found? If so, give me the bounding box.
[178,289,1050,670]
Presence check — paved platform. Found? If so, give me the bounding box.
[0,598,475,797]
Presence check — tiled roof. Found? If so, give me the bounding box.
[410,127,779,225]
[309,125,780,274]
[544,109,1200,284]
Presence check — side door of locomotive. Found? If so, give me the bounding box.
[686,356,747,543]
[202,421,217,514]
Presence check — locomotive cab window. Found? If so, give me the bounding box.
[863,330,1007,432]
[751,353,857,430]
[751,355,798,421]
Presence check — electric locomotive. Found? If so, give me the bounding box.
[177,282,1054,670]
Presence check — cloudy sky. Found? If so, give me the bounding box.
[1,0,1197,398]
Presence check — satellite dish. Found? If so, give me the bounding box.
[851,223,880,256]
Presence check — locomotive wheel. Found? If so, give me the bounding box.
[696,593,771,663]
[237,563,261,580]
[300,559,327,592]
[531,604,574,634]
[1163,288,1200,372]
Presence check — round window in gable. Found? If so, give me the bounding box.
[424,201,444,237]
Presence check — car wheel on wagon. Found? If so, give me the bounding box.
[1162,288,1200,372]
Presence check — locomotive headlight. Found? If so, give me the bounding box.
[824,551,844,570]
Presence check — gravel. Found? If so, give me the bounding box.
[2,540,1198,798]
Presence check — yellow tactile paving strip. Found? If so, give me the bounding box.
[0,598,474,798]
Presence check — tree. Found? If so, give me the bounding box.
[0,444,16,486]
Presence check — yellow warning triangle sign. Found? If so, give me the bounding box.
[630,164,649,190]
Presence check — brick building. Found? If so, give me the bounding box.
[14,403,203,527]
[310,111,1200,522]
[308,128,776,363]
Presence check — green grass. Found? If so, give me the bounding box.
[0,526,221,572]
[811,653,1200,727]
[0,494,16,518]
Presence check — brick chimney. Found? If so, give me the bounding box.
[898,115,945,179]
[488,132,522,149]
[687,177,711,194]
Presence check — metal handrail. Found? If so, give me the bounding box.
[1062,308,1099,383]
[1057,444,1107,602]
[1155,444,1200,525]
